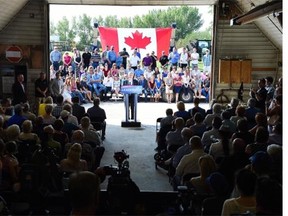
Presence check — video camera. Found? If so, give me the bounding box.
[103,150,130,178]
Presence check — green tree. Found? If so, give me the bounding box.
[50,21,57,35]
[176,29,212,48]
[56,16,70,42]
[130,6,203,41]
[76,14,93,50]
[103,15,119,27]
[119,17,133,28]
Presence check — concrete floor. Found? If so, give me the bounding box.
[83,99,210,192]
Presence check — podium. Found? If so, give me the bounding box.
[121,85,142,127]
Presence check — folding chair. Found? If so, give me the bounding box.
[156,117,163,133]
[91,121,103,138]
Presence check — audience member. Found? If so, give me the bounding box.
[209,125,232,164]
[188,97,206,119]
[231,119,255,146]
[62,104,78,126]
[87,98,107,141]
[69,171,100,215]
[166,117,185,153]
[7,104,27,128]
[160,108,176,128]
[249,151,272,178]
[221,111,236,134]
[19,120,40,144]
[173,101,190,123]
[267,122,282,145]
[248,112,267,136]
[249,78,267,113]
[174,136,206,189]
[189,154,217,194]
[167,128,194,174]
[60,143,88,173]
[60,110,79,140]
[5,124,21,143]
[246,127,269,156]
[230,105,246,125]
[43,124,61,157]
[203,103,222,130]
[42,104,56,125]
[52,95,64,118]
[225,97,239,117]
[201,116,222,153]
[267,144,282,183]
[218,138,250,194]
[38,96,54,117]
[255,177,282,216]
[71,96,86,123]
[189,112,206,138]
[221,169,257,216]
[22,103,36,122]
[201,172,230,216]
[80,116,101,148]
[1,141,20,191]
[245,98,260,130]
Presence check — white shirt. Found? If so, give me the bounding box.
[191,52,199,64]
[129,54,140,67]
[175,149,206,176]
[180,52,188,64]
[103,76,114,87]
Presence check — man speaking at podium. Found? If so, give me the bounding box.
[123,71,139,120]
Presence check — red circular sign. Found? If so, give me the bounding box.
[5,46,23,63]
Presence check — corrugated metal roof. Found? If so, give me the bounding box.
[0,0,283,51]
[0,0,29,32]
[235,0,282,50]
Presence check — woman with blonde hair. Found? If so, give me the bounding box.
[42,104,56,125]
[189,154,217,195]
[60,143,88,173]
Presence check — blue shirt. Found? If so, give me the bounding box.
[170,51,180,64]
[134,68,144,79]
[108,50,117,62]
[50,50,62,62]
[92,73,102,87]
[202,54,211,66]
[116,56,123,68]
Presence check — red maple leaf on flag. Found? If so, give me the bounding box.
[124,30,151,50]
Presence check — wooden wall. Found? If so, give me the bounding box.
[0,0,46,107]
[212,2,282,104]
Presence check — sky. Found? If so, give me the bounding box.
[49,5,213,31]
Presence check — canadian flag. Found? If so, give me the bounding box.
[98,27,172,58]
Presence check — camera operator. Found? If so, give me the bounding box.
[95,151,140,215]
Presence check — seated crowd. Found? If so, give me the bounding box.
[0,74,282,215]
[0,95,106,214]
[49,47,210,104]
[155,76,282,215]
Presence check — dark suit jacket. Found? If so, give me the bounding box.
[72,103,86,122]
[12,81,27,105]
[123,79,139,119]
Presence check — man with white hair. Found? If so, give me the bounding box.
[203,103,222,130]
